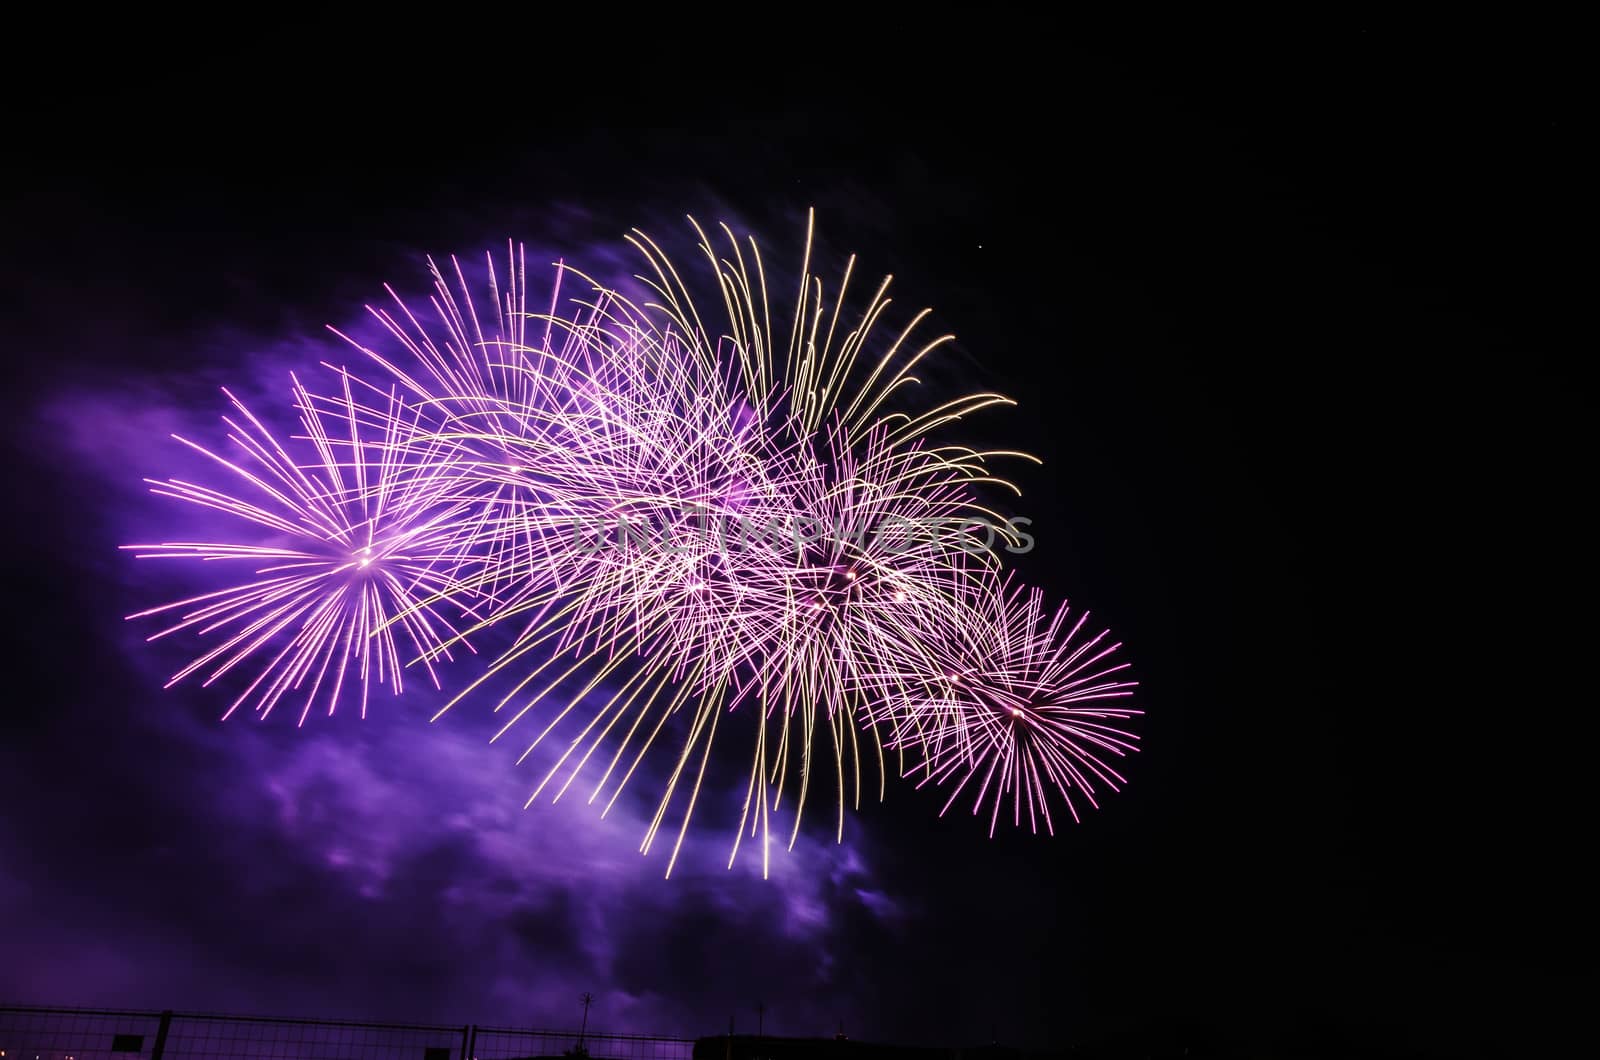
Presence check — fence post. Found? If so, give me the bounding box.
[460,1025,475,1060]
[150,1012,173,1060]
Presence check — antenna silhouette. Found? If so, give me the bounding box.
[577,992,595,1055]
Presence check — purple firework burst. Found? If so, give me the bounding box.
[866,565,1142,835]
[125,371,485,724]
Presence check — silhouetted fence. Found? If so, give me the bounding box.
[0,1006,694,1060]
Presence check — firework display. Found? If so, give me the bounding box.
[125,216,1141,873]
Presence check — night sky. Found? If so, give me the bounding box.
[2,30,1589,1058]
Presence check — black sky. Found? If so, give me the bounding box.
[2,27,1590,1059]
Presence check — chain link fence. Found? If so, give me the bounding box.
[0,1007,694,1060]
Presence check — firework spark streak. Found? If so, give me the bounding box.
[124,214,1142,873]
